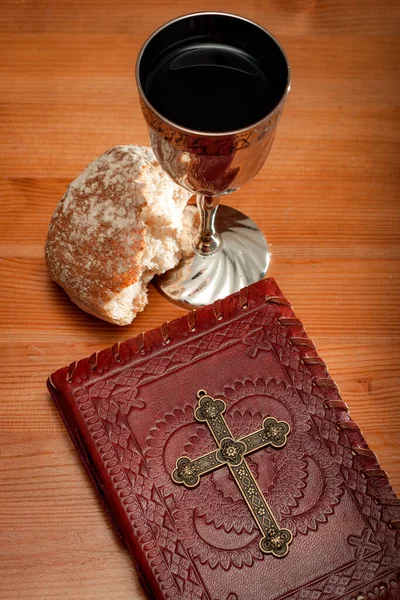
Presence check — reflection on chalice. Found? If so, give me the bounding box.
[136,12,290,307]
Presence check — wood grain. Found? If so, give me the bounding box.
[0,2,399,599]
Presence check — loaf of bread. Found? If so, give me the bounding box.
[45,146,191,325]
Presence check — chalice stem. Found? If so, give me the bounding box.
[192,195,222,256]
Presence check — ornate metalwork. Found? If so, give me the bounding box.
[171,390,293,557]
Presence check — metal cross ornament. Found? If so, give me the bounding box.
[171,390,293,558]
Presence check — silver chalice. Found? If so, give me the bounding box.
[136,12,290,308]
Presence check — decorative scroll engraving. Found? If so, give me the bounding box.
[171,390,292,558]
[141,99,282,156]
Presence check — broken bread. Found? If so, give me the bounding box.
[45,145,191,325]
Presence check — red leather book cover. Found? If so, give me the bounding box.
[47,278,400,600]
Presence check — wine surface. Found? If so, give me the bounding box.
[144,42,280,132]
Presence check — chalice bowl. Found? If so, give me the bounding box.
[136,12,290,307]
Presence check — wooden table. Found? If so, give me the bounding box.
[1,1,399,598]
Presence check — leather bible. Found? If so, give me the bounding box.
[47,278,400,600]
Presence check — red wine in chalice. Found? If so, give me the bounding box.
[144,42,283,133]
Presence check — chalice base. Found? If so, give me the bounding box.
[154,205,270,309]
